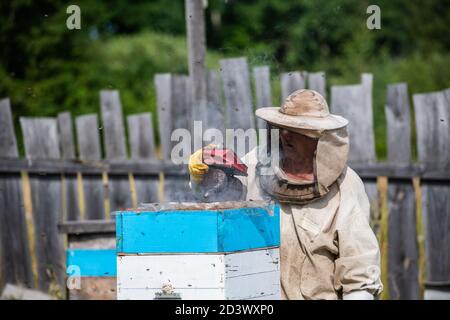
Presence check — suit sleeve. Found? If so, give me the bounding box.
[333,174,383,297]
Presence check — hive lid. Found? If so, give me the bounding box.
[137,200,271,212]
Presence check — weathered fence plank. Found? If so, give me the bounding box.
[331,76,378,220]
[414,91,450,168]
[127,113,159,204]
[414,90,450,299]
[156,74,192,159]
[0,98,19,158]
[154,74,173,161]
[127,113,156,161]
[220,58,255,158]
[331,78,376,163]
[385,83,419,299]
[0,98,33,289]
[280,71,307,101]
[100,91,127,160]
[205,70,225,139]
[58,112,79,221]
[155,74,194,201]
[76,114,102,161]
[253,66,272,130]
[307,72,326,99]
[0,172,33,289]
[76,114,104,219]
[171,75,193,145]
[100,91,131,211]
[20,117,64,292]
[386,84,411,164]
[220,58,255,131]
[21,118,61,159]
[167,75,195,201]
[57,112,76,159]
[361,74,379,208]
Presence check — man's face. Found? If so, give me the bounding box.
[279,128,318,160]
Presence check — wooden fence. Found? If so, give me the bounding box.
[0,57,449,299]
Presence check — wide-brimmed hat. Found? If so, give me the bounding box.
[255,89,348,131]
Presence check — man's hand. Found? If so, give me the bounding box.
[188,144,215,183]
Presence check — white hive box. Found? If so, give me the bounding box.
[115,201,280,300]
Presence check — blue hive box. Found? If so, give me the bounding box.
[115,201,281,300]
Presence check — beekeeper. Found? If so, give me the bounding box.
[189,89,383,300]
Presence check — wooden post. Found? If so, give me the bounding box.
[100,90,132,212]
[253,66,272,130]
[76,114,105,219]
[385,83,419,299]
[413,89,450,299]
[186,0,207,141]
[280,71,307,102]
[20,117,64,293]
[0,98,33,289]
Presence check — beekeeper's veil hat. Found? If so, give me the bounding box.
[256,89,350,203]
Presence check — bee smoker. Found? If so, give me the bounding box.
[195,147,248,202]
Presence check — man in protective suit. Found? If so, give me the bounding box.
[189,89,383,300]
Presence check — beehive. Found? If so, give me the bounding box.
[116,201,280,300]
[61,221,117,300]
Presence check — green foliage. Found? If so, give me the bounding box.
[0,0,449,158]
[86,32,222,143]
[1,30,222,149]
[314,25,450,159]
[207,0,449,66]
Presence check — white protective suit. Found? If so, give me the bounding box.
[240,142,383,299]
[245,90,382,299]
[190,89,383,300]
